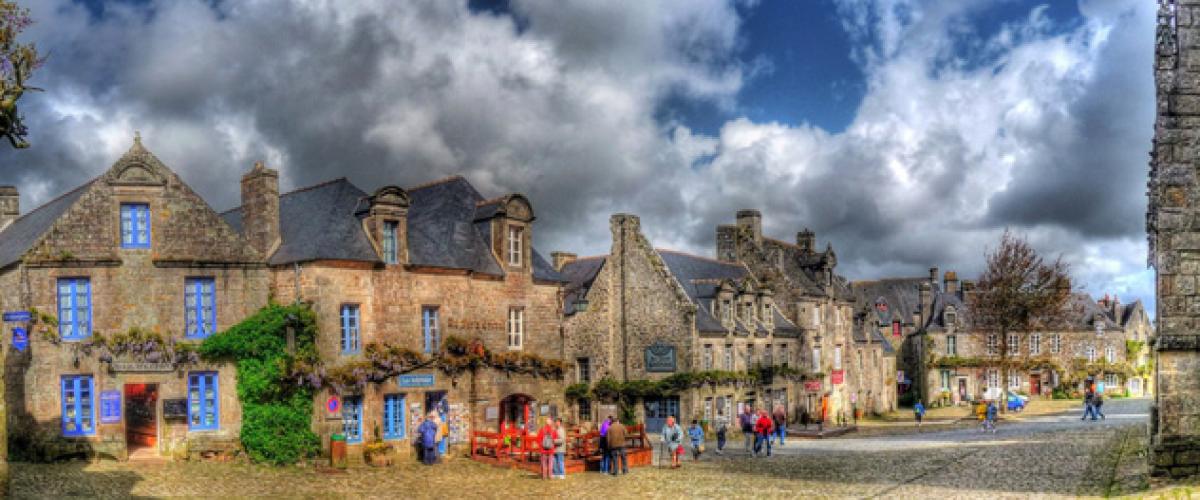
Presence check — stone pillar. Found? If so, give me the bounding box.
[0,186,17,231]
[1149,0,1200,478]
[240,162,280,258]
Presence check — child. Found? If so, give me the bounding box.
[715,421,727,455]
[913,401,925,431]
[688,420,704,461]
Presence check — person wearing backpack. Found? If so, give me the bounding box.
[662,416,684,468]
[535,419,558,479]
[418,413,439,465]
[913,401,926,431]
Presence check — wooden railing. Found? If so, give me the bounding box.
[470,423,651,462]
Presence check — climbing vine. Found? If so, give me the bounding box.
[570,365,812,404]
[198,302,321,465]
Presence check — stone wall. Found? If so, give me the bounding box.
[1149,0,1200,478]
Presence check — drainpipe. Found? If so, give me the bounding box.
[293,262,301,304]
[621,222,628,382]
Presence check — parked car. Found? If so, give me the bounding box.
[1007,393,1029,412]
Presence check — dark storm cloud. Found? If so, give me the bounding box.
[1,0,1157,311]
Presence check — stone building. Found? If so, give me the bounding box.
[559,214,804,432]
[858,269,1153,406]
[1148,0,1200,477]
[221,171,566,461]
[0,137,268,460]
[716,210,894,419]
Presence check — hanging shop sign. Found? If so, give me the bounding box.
[831,370,844,385]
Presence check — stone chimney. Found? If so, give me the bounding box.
[929,266,939,285]
[919,281,932,327]
[736,209,762,245]
[240,162,280,258]
[0,186,17,231]
[944,270,959,296]
[797,228,815,253]
[551,251,577,271]
[716,224,738,262]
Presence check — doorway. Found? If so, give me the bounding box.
[124,384,158,449]
[1030,375,1042,397]
[643,396,680,433]
[425,391,449,455]
[500,394,534,433]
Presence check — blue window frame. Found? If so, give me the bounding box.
[343,396,363,444]
[382,220,398,264]
[61,375,95,436]
[341,305,360,354]
[57,278,91,340]
[188,372,219,431]
[383,394,406,440]
[423,306,439,354]
[120,203,151,248]
[185,278,217,338]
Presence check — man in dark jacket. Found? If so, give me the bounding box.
[739,406,755,454]
[606,419,628,475]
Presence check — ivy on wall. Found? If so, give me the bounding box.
[567,365,812,404]
[198,303,322,465]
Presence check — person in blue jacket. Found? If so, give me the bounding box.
[913,401,926,431]
[418,412,439,465]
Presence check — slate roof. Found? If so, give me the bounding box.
[850,277,930,326]
[872,330,896,354]
[223,175,563,282]
[561,256,606,314]
[0,180,94,270]
[657,249,801,337]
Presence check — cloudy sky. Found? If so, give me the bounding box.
[5,0,1156,314]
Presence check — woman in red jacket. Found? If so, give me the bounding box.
[754,410,774,457]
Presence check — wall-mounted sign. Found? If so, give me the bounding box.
[99,390,121,423]
[644,343,677,373]
[162,398,188,419]
[831,370,844,385]
[398,374,435,387]
[112,362,175,373]
[485,406,499,421]
[804,380,822,392]
[11,327,27,352]
[897,371,905,382]
[2,311,30,322]
[326,396,341,414]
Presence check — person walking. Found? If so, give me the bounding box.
[1082,390,1097,421]
[715,420,727,455]
[553,417,568,479]
[1095,394,1106,420]
[535,419,558,480]
[754,410,774,457]
[985,400,998,433]
[418,413,439,465]
[820,393,831,432]
[739,406,756,454]
[662,416,684,468]
[599,415,612,474]
[606,418,628,475]
[688,419,705,461]
[913,400,926,431]
[772,404,787,446]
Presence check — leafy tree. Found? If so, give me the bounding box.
[967,230,1071,411]
[1,0,41,148]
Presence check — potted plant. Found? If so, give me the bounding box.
[363,423,394,467]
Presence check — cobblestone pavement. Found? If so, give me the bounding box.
[9,399,1153,499]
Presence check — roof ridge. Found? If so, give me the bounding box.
[476,196,505,207]
[2,179,95,228]
[407,174,466,192]
[764,237,801,249]
[655,248,741,267]
[281,177,352,197]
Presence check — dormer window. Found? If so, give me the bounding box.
[1095,316,1105,337]
[761,301,773,327]
[120,203,151,248]
[508,226,523,267]
[720,299,732,325]
[382,220,399,264]
[944,307,957,329]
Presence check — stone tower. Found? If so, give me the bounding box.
[1149,0,1200,478]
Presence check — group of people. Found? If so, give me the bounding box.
[974,400,999,432]
[598,415,630,476]
[729,404,787,457]
[415,411,448,465]
[1082,389,1107,421]
[660,416,706,467]
[534,417,571,479]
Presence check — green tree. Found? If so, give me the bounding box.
[0,0,41,148]
[968,231,1072,411]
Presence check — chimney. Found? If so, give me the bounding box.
[944,271,959,296]
[716,224,738,262]
[929,266,939,285]
[551,251,577,271]
[919,281,932,327]
[240,162,281,258]
[0,186,17,231]
[736,209,762,245]
[796,228,815,253]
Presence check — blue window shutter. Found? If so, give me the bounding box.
[120,203,151,248]
[58,279,91,340]
[62,375,94,436]
[341,305,359,354]
[384,394,406,440]
[188,372,219,431]
[344,396,363,443]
